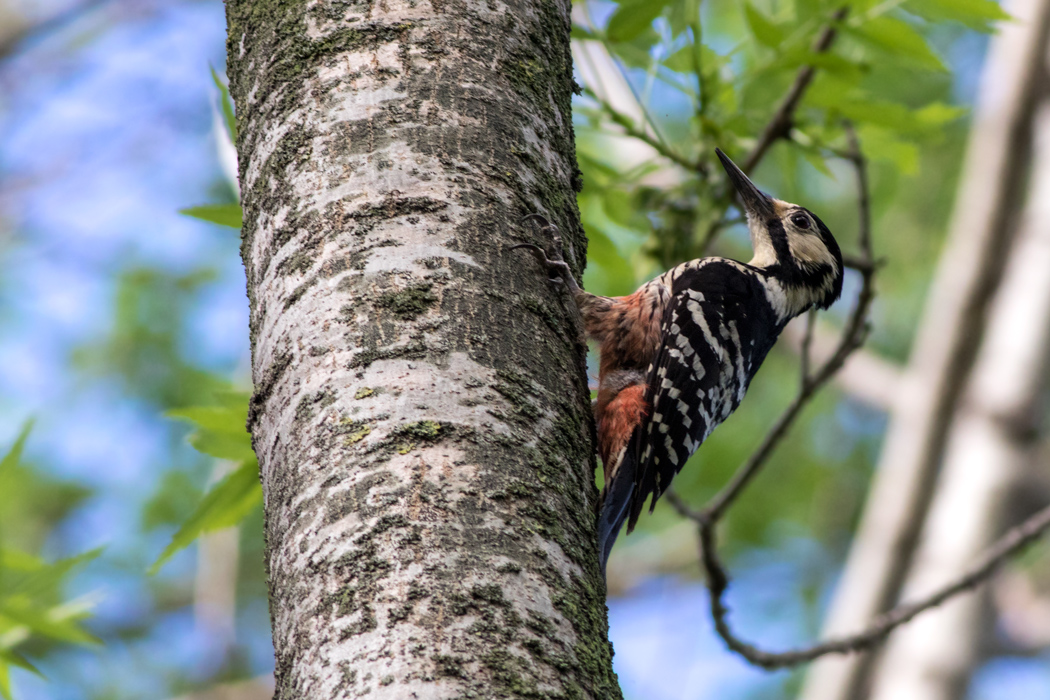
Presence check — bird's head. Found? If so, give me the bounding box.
[715,148,843,312]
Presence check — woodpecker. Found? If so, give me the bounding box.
[514,149,844,572]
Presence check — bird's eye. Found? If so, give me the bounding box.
[790,213,811,229]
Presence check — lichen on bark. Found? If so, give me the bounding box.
[225,0,619,697]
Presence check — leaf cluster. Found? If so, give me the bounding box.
[0,424,100,699]
[574,0,1004,277]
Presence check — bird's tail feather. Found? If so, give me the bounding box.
[597,451,637,574]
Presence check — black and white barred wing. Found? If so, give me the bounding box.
[625,262,764,531]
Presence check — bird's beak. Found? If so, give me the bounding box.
[716,149,775,220]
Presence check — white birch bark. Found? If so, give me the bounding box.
[865,100,1050,700]
[224,1,620,698]
[800,1,1050,698]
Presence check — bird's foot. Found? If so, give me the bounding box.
[510,215,578,290]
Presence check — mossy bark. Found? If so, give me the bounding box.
[225,1,620,698]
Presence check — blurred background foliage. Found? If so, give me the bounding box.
[0,0,1046,699]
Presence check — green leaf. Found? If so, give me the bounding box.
[0,549,43,573]
[4,548,102,599]
[831,99,963,135]
[0,600,101,646]
[745,2,785,48]
[0,661,10,700]
[0,421,33,473]
[588,228,635,286]
[571,24,600,40]
[800,148,835,177]
[210,66,237,142]
[168,405,250,437]
[846,16,946,71]
[903,0,1010,31]
[914,101,968,127]
[179,203,242,229]
[772,48,867,80]
[0,650,41,678]
[149,462,262,574]
[607,0,672,42]
[857,124,920,174]
[186,432,256,463]
[169,399,254,462]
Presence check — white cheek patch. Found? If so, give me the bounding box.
[786,230,836,271]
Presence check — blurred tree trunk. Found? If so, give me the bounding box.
[801,1,1050,698]
[867,99,1050,700]
[195,461,240,656]
[224,2,619,699]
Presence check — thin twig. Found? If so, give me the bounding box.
[594,97,699,171]
[697,503,1050,669]
[665,490,706,523]
[800,310,816,385]
[843,254,882,273]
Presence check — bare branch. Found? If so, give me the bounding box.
[697,503,1050,669]
[800,310,816,386]
[781,317,903,411]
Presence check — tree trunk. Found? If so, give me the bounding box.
[865,99,1050,700]
[224,2,619,698]
[800,1,1050,698]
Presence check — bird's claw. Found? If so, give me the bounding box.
[511,214,579,293]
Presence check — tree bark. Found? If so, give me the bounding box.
[224,2,619,699]
[800,2,1050,699]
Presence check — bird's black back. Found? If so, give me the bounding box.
[598,259,789,568]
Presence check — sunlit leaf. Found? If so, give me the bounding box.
[0,651,40,678]
[210,66,237,142]
[0,421,33,474]
[607,0,673,42]
[745,2,785,48]
[799,148,835,178]
[772,48,867,81]
[170,398,254,462]
[187,432,256,463]
[150,461,262,574]
[664,43,725,79]
[666,0,701,37]
[0,600,100,646]
[168,405,250,437]
[846,16,946,71]
[4,548,102,599]
[857,123,920,174]
[831,99,963,135]
[179,203,242,229]
[0,549,43,573]
[587,227,636,294]
[914,102,968,127]
[571,24,600,40]
[904,0,1011,31]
